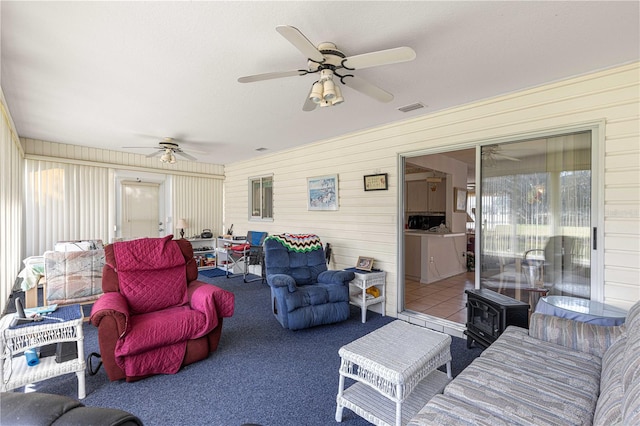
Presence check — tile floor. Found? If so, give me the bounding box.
[405,272,475,324]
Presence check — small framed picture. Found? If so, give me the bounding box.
[356,256,374,271]
[454,187,468,212]
[363,173,388,191]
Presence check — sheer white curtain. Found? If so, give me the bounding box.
[172,175,223,238]
[24,160,111,256]
[0,96,24,308]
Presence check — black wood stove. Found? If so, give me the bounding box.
[465,289,530,349]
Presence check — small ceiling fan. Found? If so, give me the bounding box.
[123,137,198,163]
[482,145,522,164]
[238,25,416,111]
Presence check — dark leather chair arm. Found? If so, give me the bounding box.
[0,392,143,426]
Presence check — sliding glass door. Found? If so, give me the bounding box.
[478,131,592,303]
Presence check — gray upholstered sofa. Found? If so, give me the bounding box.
[409,299,640,425]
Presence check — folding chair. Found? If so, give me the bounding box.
[225,231,268,282]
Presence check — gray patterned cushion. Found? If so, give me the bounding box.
[623,378,640,425]
[623,303,640,425]
[594,336,627,425]
[409,393,510,426]
[529,312,624,357]
[442,326,601,425]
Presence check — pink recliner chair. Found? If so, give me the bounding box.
[90,236,234,382]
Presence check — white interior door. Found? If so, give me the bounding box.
[121,181,160,239]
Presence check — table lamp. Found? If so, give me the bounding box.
[176,218,188,239]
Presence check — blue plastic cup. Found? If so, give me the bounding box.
[25,349,39,366]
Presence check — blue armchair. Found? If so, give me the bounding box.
[264,234,354,330]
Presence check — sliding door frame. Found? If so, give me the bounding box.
[473,121,604,301]
[397,120,605,320]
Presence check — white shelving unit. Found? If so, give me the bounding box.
[347,269,386,323]
[187,237,216,271]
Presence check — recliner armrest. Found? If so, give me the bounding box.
[188,280,235,319]
[318,270,354,285]
[267,274,297,292]
[90,292,131,338]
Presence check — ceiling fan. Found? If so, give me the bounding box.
[482,145,522,164]
[238,25,416,111]
[124,137,198,163]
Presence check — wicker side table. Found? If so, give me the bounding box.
[0,304,86,399]
[344,268,386,323]
[336,320,452,426]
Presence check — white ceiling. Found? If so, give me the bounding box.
[2,1,638,165]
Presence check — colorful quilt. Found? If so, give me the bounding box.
[265,233,322,252]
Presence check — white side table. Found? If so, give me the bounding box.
[336,320,452,426]
[345,268,386,323]
[0,304,86,399]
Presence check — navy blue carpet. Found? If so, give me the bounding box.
[199,267,230,278]
[15,274,483,426]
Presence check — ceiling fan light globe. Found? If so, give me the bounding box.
[323,92,336,101]
[332,85,344,105]
[323,79,336,101]
[310,81,324,104]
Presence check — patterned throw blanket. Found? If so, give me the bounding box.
[266,233,322,252]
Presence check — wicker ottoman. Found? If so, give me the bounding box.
[335,320,452,426]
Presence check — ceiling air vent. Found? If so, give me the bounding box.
[397,102,425,113]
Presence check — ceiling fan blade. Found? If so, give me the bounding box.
[342,46,416,70]
[238,69,306,83]
[276,25,324,63]
[495,154,521,162]
[302,88,317,112]
[146,150,162,158]
[342,75,394,103]
[175,151,197,161]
